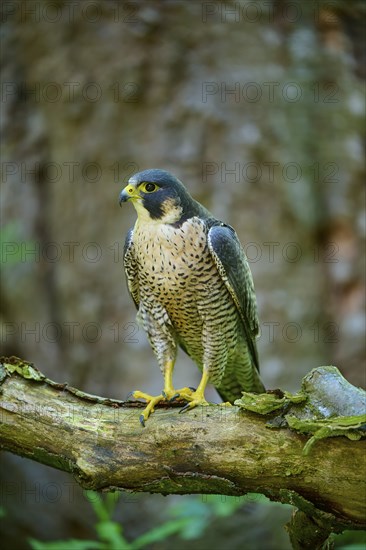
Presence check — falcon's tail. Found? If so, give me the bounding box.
[215,361,265,404]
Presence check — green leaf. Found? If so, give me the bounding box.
[84,491,116,523]
[131,518,191,549]
[210,495,243,517]
[166,497,212,539]
[96,520,131,549]
[29,539,102,550]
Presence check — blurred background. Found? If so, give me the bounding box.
[1,0,365,548]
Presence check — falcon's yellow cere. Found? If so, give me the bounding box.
[119,169,264,426]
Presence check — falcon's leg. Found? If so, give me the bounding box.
[178,369,210,413]
[177,315,229,413]
[161,360,196,401]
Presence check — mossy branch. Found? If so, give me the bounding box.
[0,357,365,550]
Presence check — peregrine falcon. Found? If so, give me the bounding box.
[119,169,264,425]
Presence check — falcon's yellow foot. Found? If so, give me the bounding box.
[178,388,210,413]
[177,369,211,413]
[127,390,165,427]
[128,388,194,426]
[162,386,196,402]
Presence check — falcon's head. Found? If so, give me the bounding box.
[119,169,205,225]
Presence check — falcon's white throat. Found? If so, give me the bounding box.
[133,197,183,226]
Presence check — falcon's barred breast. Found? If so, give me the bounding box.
[119,169,264,425]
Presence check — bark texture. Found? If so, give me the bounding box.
[0,356,365,547]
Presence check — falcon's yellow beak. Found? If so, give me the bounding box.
[119,184,140,205]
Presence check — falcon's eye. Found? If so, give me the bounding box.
[141,182,158,193]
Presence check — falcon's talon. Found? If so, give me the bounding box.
[134,393,166,426]
[179,397,210,414]
[162,387,194,402]
[169,393,180,402]
[178,384,210,413]
[179,403,191,414]
[170,387,195,400]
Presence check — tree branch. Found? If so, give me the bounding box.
[0,357,365,548]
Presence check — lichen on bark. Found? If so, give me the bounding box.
[235,366,366,454]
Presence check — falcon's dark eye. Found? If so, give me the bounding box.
[141,182,157,193]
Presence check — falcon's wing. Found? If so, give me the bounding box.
[207,223,260,371]
[123,228,139,309]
